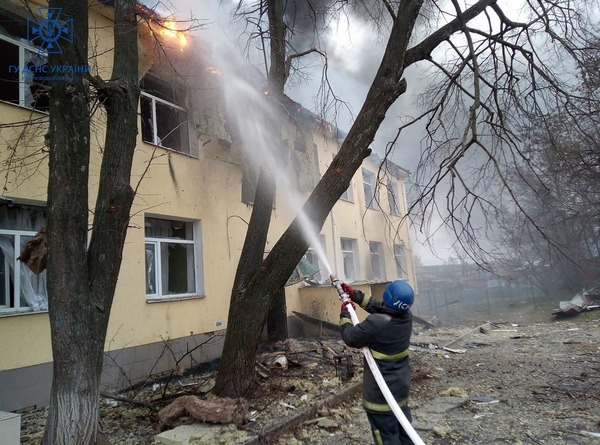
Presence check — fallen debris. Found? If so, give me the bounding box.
[439,387,469,398]
[444,322,491,349]
[579,430,600,439]
[470,396,499,404]
[552,284,600,317]
[18,228,47,273]
[158,396,248,429]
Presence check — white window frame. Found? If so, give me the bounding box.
[340,237,359,281]
[369,241,386,281]
[394,244,408,279]
[145,217,203,301]
[362,169,376,209]
[0,229,37,313]
[0,31,48,111]
[140,90,190,152]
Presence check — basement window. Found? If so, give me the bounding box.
[140,73,191,154]
[144,216,204,300]
[0,9,49,112]
[0,204,48,314]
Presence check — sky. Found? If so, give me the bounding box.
[146,0,515,265]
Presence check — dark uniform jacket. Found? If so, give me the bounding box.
[340,296,413,412]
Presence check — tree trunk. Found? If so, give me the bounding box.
[214,0,288,396]
[43,0,139,443]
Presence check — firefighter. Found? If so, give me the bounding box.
[339,280,415,445]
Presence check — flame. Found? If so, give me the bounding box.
[158,19,187,49]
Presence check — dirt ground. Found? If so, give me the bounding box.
[269,305,600,445]
[20,301,600,444]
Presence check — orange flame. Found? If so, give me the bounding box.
[157,19,187,49]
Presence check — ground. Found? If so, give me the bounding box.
[20,300,600,444]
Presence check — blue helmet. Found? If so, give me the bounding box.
[383,280,414,312]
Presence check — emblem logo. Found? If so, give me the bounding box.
[27,8,73,54]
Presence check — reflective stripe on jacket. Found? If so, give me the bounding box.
[340,297,413,411]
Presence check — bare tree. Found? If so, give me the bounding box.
[490,44,600,293]
[214,0,600,397]
[408,1,600,267]
[42,0,139,443]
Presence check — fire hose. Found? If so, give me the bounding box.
[331,274,426,445]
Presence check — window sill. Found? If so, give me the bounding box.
[140,141,198,159]
[0,99,49,115]
[146,294,205,303]
[0,309,47,317]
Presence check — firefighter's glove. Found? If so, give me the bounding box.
[340,300,355,318]
[342,283,365,306]
[341,282,354,297]
[342,283,364,305]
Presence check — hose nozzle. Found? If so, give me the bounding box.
[330,274,350,301]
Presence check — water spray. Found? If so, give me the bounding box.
[330,274,426,445]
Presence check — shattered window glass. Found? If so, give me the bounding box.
[140,72,191,154]
[0,10,48,112]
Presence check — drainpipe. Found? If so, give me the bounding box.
[330,213,339,276]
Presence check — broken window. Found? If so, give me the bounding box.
[241,172,255,205]
[140,73,190,154]
[369,241,386,280]
[0,9,49,112]
[144,217,202,299]
[304,234,326,283]
[341,237,359,281]
[362,169,377,209]
[241,171,276,208]
[0,204,48,314]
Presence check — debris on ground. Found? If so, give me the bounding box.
[552,283,600,317]
[158,396,248,429]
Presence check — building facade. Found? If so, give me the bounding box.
[0,0,417,411]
